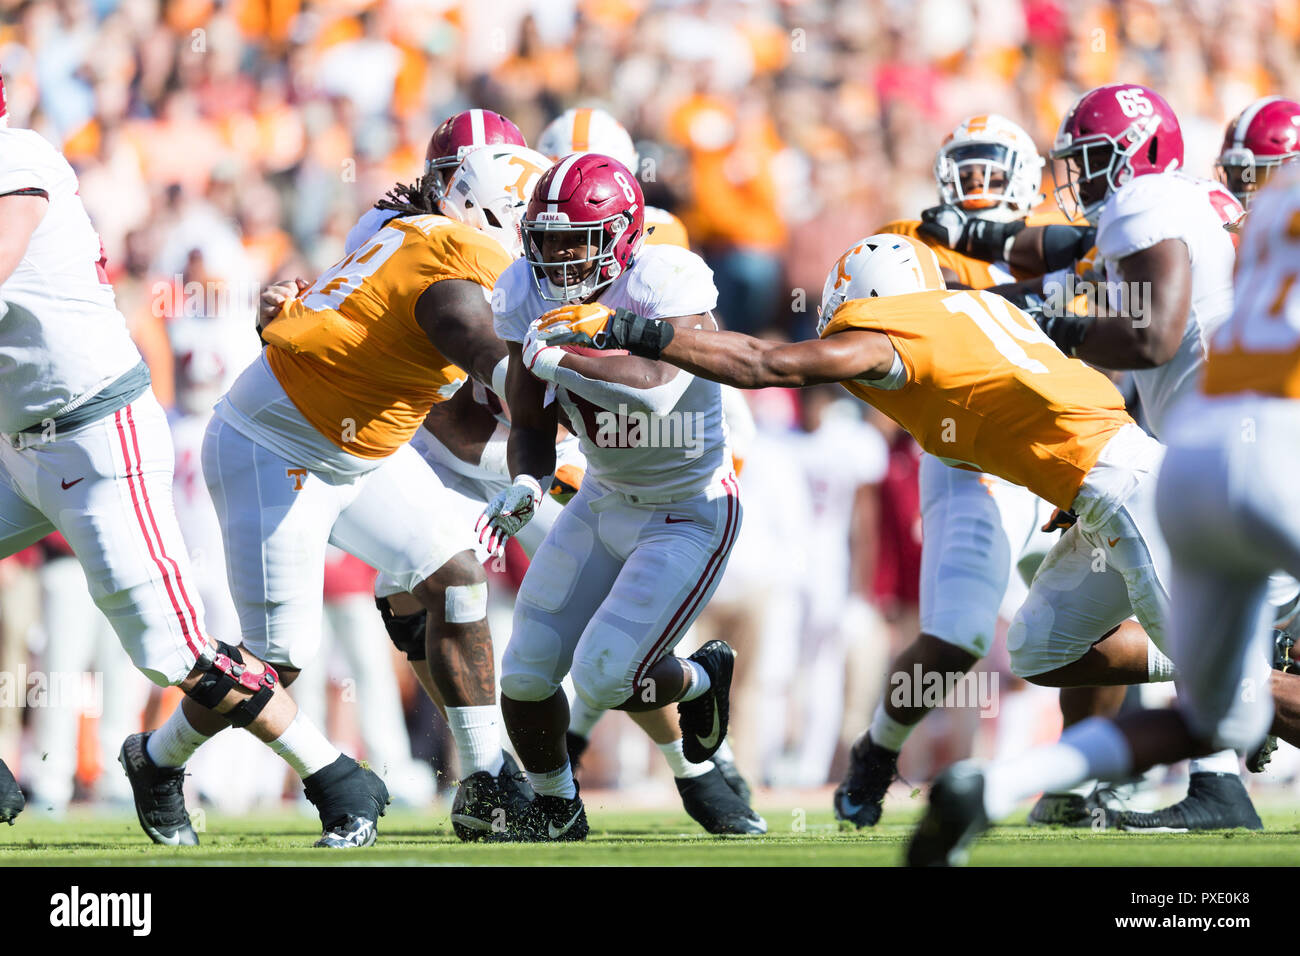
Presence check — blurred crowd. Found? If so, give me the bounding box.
[1,0,1298,814]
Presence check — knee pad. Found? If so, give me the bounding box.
[375,595,427,662]
[500,671,560,703]
[185,641,279,728]
[570,658,632,712]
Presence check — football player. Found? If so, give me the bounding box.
[919,85,1292,830]
[833,115,1060,830]
[0,76,356,848]
[907,166,1300,866]
[533,105,760,830]
[1217,96,1300,210]
[140,138,538,846]
[480,153,751,840]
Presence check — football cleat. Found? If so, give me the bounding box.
[119,732,198,846]
[906,761,990,867]
[833,733,898,828]
[1247,623,1297,772]
[679,641,736,764]
[565,731,590,773]
[676,767,766,835]
[517,788,589,842]
[303,755,390,848]
[1026,787,1118,828]
[711,745,752,804]
[450,752,533,842]
[1117,772,1263,833]
[0,758,24,825]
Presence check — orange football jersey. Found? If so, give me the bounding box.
[878,219,1001,289]
[821,289,1133,509]
[262,215,511,459]
[644,205,690,249]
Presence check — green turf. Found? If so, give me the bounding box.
[4,801,1300,865]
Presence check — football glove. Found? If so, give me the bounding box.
[1040,508,1078,533]
[918,204,1025,262]
[534,303,675,359]
[476,475,543,555]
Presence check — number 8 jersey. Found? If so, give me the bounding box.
[820,288,1133,510]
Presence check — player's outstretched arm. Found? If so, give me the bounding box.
[414,277,510,389]
[662,326,896,389]
[0,193,48,285]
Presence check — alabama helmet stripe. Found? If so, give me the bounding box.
[469,108,486,146]
[1234,96,1283,149]
[547,153,583,212]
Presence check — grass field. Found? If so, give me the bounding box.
[4,792,1300,865]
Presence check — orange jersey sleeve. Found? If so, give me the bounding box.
[821,289,1133,509]
[263,215,511,459]
[644,206,691,250]
[877,219,1001,290]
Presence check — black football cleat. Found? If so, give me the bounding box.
[1118,772,1263,832]
[676,768,766,835]
[0,758,24,825]
[833,734,898,828]
[1026,786,1120,829]
[711,745,752,804]
[518,786,589,842]
[906,762,990,867]
[565,731,590,773]
[679,641,736,764]
[450,752,532,842]
[1247,624,1297,772]
[119,732,198,846]
[303,755,390,848]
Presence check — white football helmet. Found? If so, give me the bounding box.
[817,234,945,334]
[537,107,639,175]
[934,114,1044,222]
[441,145,553,258]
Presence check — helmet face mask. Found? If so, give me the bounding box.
[525,213,631,302]
[1216,151,1295,209]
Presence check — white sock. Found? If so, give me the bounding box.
[446,705,505,776]
[146,706,211,768]
[1148,641,1177,681]
[677,661,711,702]
[265,713,341,779]
[527,761,577,799]
[659,738,713,779]
[568,694,604,738]
[868,704,913,753]
[982,717,1133,820]
[1189,750,1241,776]
[714,737,736,763]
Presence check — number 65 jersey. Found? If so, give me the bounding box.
[820,288,1133,512]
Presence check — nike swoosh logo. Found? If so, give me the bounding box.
[665,515,692,524]
[695,705,721,752]
[61,477,84,489]
[838,795,865,817]
[1107,536,1121,547]
[450,813,494,831]
[548,807,583,839]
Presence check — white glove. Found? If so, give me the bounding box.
[476,475,544,555]
[522,323,566,383]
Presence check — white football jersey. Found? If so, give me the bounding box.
[1095,171,1241,437]
[344,206,399,256]
[0,128,141,434]
[493,244,729,497]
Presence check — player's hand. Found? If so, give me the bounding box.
[917,204,968,249]
[476,475,543,555]
[522,325,567,382]
[1041,508,1078,533]
[533,303,616,349]
[919,205,1025,262]
[258,278,308,331]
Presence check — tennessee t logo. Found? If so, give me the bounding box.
[287,468,307,491]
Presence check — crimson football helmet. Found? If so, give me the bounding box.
[522,153,645,302]
[425,109,526,200]
[1217,97,1300,209]
[1050,84,1184,223]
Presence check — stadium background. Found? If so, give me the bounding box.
[0,0,1296,816]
